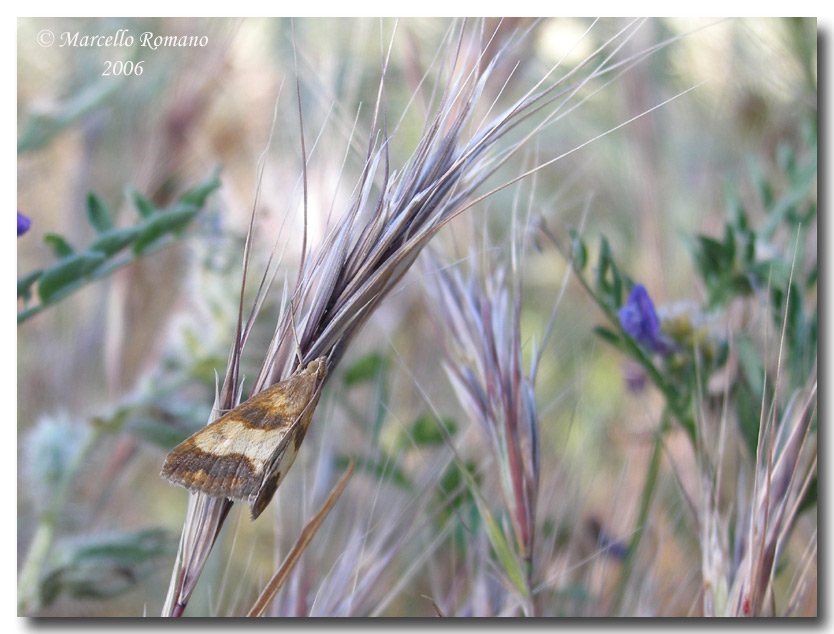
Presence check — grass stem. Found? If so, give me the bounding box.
[611,411,670,614]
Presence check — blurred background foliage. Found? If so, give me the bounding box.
[17,17,816,616]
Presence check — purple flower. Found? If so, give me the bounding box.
[618,284,666,353]
[17,211,31,237]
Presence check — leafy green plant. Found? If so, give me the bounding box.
[543,120,816,614]
[17,169,221,324]
[39,529,177,609]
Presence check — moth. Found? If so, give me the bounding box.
[161,356,328,520]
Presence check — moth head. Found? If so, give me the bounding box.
[306,356,329,381]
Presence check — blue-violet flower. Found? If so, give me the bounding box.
[17,211,31,237]
[618,284,667,354]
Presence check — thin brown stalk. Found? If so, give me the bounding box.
[247,460,355,617]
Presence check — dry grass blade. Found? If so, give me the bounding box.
[247,460,355,617]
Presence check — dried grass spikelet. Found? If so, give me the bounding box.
[421,242,540,614]
[700,260,817,617]
[701,379,816,617]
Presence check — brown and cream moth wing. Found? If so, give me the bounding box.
[160,356,329,519]
[248,412,313,519]
[160,415,295,501]
[248,359,328,518]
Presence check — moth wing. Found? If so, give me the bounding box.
[247,423,310,519]
[246,380,325,519]
[160,410,295,502]
[161,364,325,517]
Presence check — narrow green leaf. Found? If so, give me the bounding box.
[596,236,613,298]
[17,77,121,154]
[723,225,736,263]
[43,234,75,258]
[454,461,528,598]
[593,326,622,348]
[85,193,113,233]
[133,205,200,254]
[742,230,756,264]
[724,182,748,229]
[747,156,773,208]
[568,227,587,271]
[475,493,528,597]
[37,252,107,303]
[178,168,221,207]
[88,226,142,257]
[17,270,43,300]
[128,187,156,218]
[735,381,762,457]
[610,258,623,306]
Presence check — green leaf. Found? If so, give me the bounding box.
[456,463,528,598]
[596,236,612,294]
[596,237,623,307]
[409,415,457,446]
[438,460,478,503]
[17,269,43,301]
[737,336,764,396]
[85,193,113,233]
[434,461,480,550]
[724,182,748,230]
[343,352,387,386]
[88,225,143,257]
[696,235,731,276]
[17,77,121,154]
[128,187,156,218]
[334,454,411,489]
[568,227,587,271]
[37,251,107,303]
[43,233,75,258]
[741,229,756,264]
[747,156,773,208]
[722,224,737,262]
[40,529,177,607]
[178,168,221,207]
[726,273,754,297]
[609,263,623,307]
[593,326,622,348]
[133,205,201,254]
